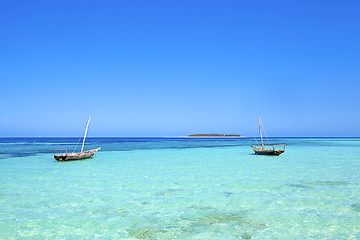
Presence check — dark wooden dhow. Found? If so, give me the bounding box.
[54,148,101,161]
[251,117,286,156]
[53,116,101,161]
[251,144,285,156]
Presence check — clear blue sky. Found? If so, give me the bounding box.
[0,0,359,137]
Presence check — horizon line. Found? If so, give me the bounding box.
[0,136,360,138]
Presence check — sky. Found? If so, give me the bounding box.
[0,0,359,137]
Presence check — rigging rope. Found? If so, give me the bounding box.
[72,137,82,153]
[250,128,260,146]
[262,124,271,145]
[74,118,90,153]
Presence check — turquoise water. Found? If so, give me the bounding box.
[0,137,360,239]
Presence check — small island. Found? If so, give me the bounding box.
[188,134,242,138]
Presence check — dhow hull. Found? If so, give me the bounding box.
[54,152,94,161]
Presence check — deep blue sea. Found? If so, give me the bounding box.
[1,137,360,239]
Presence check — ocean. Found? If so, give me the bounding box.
[0,137,359,239]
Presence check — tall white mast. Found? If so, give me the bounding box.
[259,116,264,149]
[81,116,91,153]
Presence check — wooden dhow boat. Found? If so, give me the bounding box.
[54,116,101,161]
[251,117,285,156]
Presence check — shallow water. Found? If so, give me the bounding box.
[0,137,360,239]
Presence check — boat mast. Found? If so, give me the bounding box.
[81,116,91,153]
[259,117,264,149]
